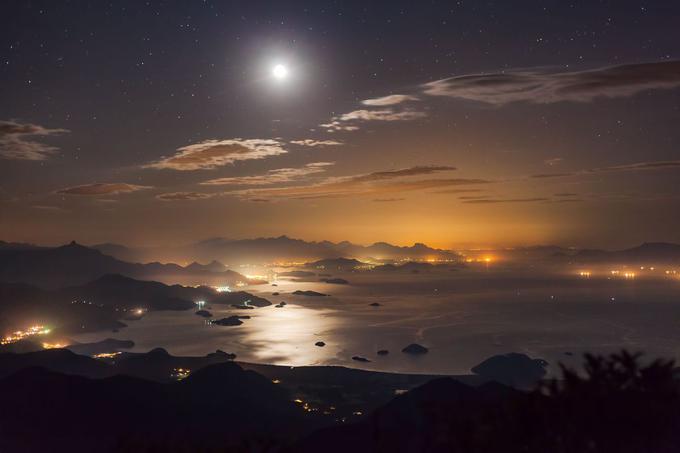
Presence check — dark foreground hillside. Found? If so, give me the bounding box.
[0,362,317,452]
[0,351,679,452]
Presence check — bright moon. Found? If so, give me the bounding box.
[272,64,288,79]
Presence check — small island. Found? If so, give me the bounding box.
[292,290,329,297]
[195,309,213,318]
[320,278,349,285]
[211,316,249,326]
[402,344,429,355]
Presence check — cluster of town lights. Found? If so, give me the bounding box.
[464,256,494,263]
[579,270,636,279]
[1,325,51,345]
[42,342,67,349]
[171,367,191,380]
[93,352,122,359]
[244,274,270,281]
[577,268,680,279]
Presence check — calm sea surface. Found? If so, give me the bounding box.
[72,270,680,375]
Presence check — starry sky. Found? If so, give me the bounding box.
[1,0,680,249]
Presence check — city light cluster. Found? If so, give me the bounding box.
[294,398,318,413]
[1,325,51,345]
[92,352,122,359]
[42,342,67,349]
[171,367,191,380]
[576,268,680,279]
[464,256,494,264]
[244,274,270,281]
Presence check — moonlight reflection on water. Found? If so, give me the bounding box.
[239,303,340,365]
[71,296,342,367]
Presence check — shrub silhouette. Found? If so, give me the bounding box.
[523,351,680,453]
[478,351,680,453]
[296,351,680,453]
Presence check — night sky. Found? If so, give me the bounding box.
[1,1,680,249]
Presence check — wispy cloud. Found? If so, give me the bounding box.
[338,109,426,122]
[550,198,584,203]
[423,60,680,105]
[361,94,419,106]
[234,177,490,200]
[156,191,216,201]
[459,193,585,204]
[201,162,334,186]
[227,165,487,200]
[459,195,491,200]
[349,165,457,182]
[145,138,287,170]
[530,160,680,179]
[432,188,485,195]
[32,205,68,212]
[320,108,426,132]
[0,120,69,160]
[544,157,563,166]
[289,139,343,147]
[590,160,680,172]
[372,198,405,202]
[531,172,574,179]
[318,121,360,132]
[461,197,549,204]
[56,183,152,196]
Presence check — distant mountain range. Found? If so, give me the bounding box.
[4,239,680,277]
[571,242,680,264]
[305,257,366,270]
[0,241,247,288]
[0,240,44,251]
[90,236,461,264]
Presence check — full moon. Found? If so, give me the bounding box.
[272,64,288,80]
